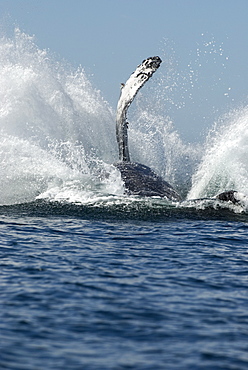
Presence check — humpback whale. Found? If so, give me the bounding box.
[114,56,181,201]
[114,56,241,206]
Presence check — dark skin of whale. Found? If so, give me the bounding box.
[115,162,181,200]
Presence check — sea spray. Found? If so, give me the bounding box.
[188,106,248,199]
[3,28,237,207]
[0,28,201,205]
[0,28,116,156]
[0,28,117,204]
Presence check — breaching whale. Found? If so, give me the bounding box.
[114,56,241,206]
[114,56,181,201]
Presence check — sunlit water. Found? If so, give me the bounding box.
[1,29,248,370]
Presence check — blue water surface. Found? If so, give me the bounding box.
[1,204,248,370]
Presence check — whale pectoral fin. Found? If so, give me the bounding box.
[116,56,162,162]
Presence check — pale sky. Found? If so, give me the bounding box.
[1,0,248,142]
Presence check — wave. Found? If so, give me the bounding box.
[1,197,248,223]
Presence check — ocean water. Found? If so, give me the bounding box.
[1,29,248,370]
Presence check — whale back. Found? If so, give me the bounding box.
[115,162,181,200]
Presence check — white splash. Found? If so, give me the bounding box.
[0,28,117,205]
[188,106,248,200]
[0,28,198,206]
[2,27,245,211]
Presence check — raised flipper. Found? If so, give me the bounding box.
[116,56,162,162]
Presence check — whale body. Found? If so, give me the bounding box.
[114,56,240,206]
[114,56,181,201]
